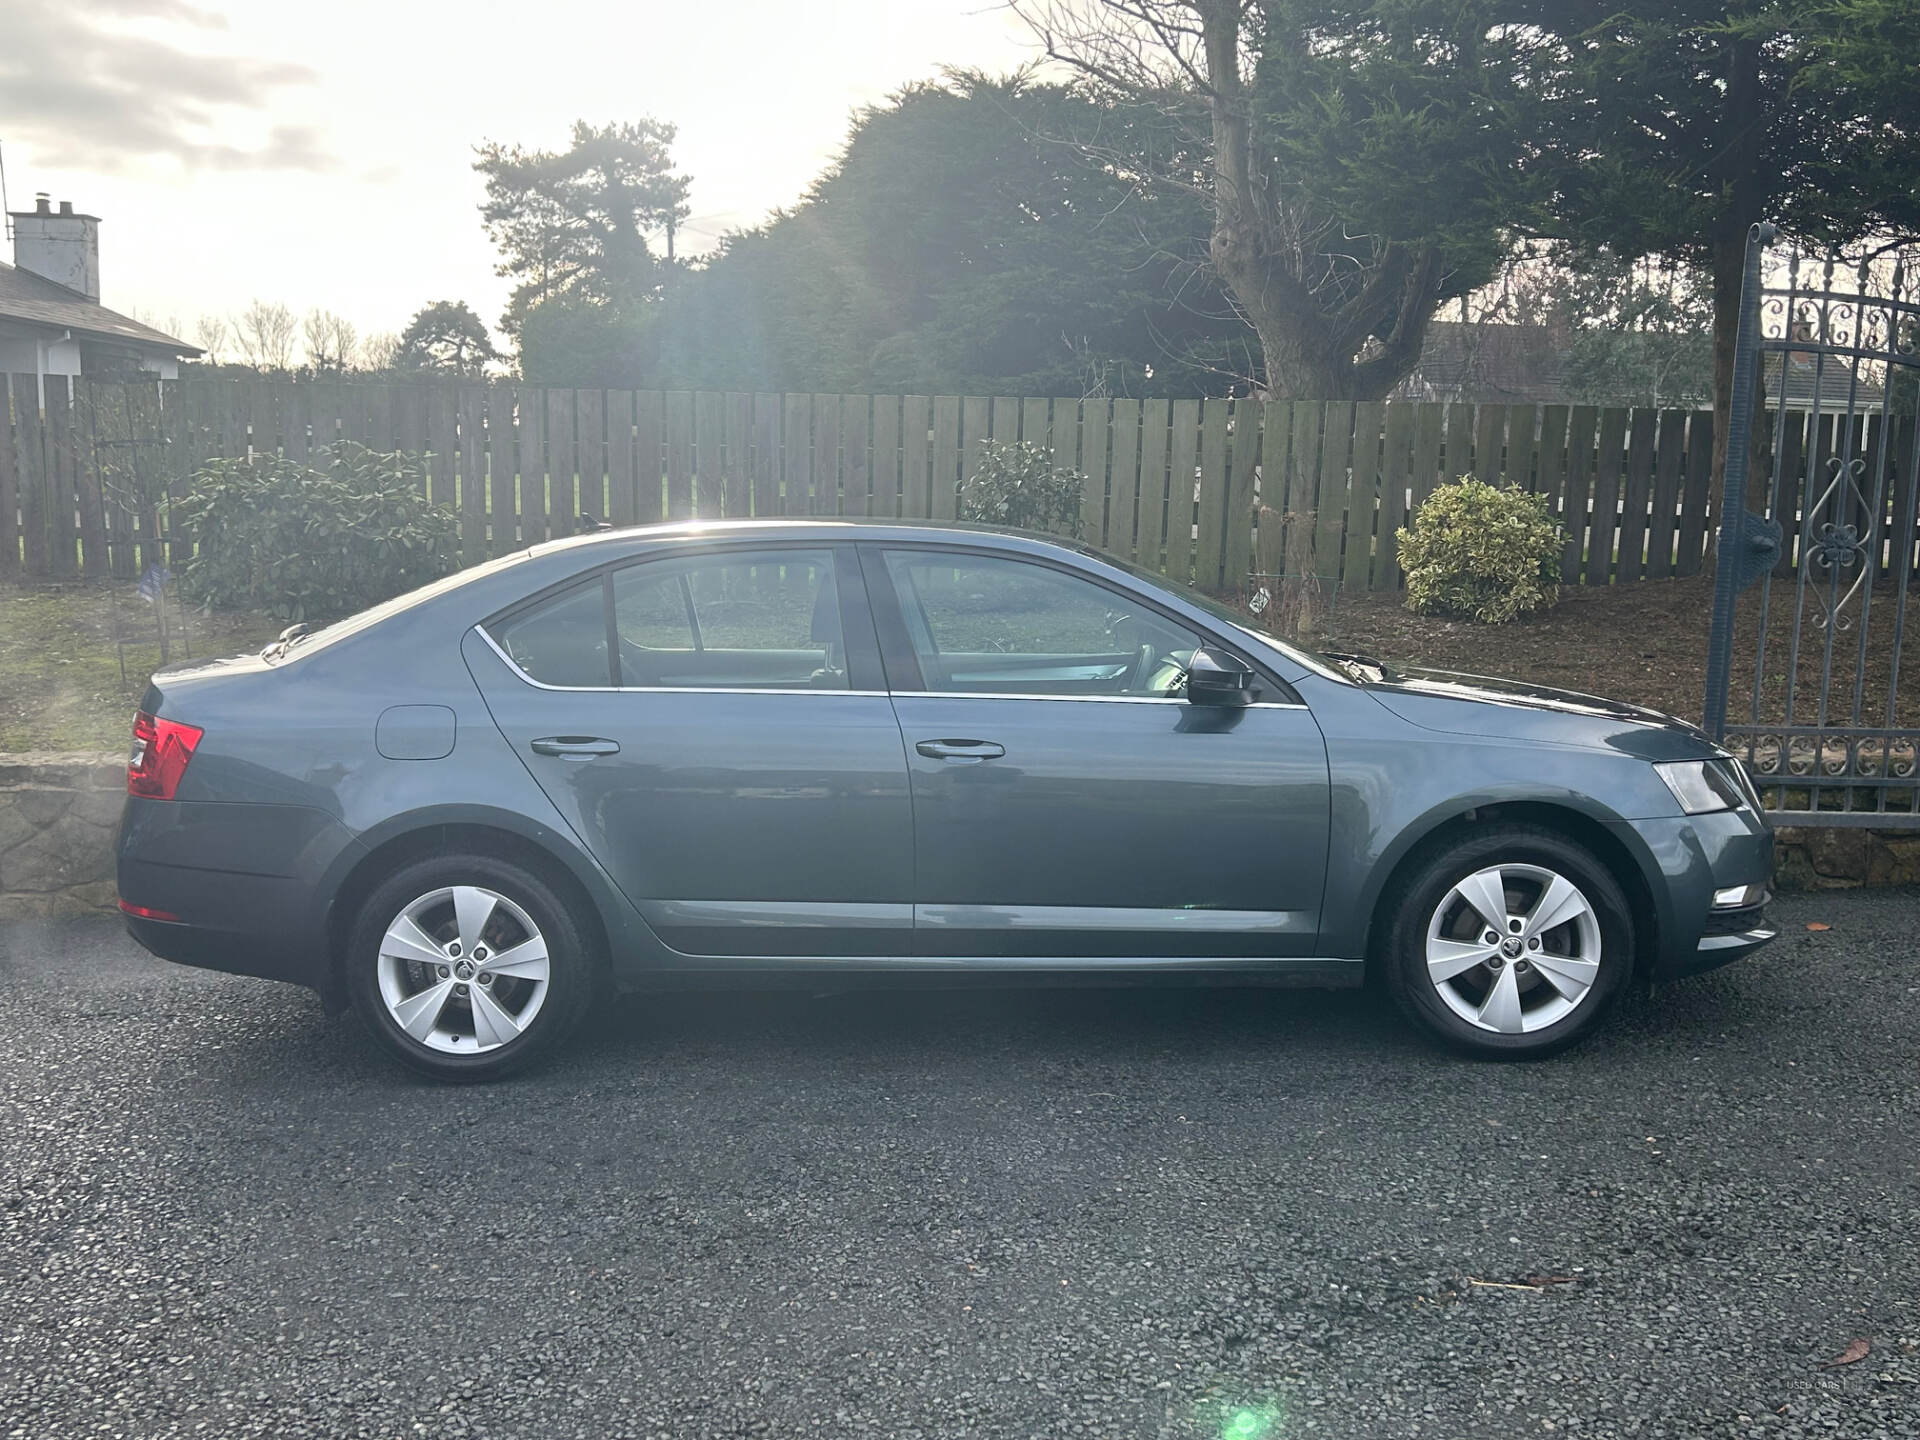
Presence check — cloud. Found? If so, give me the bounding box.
[0,0,333,174]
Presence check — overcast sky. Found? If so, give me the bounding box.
[0,0,1037,348]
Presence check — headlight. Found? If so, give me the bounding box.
[1654,759,1749,815]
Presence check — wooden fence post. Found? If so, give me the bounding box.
[1373,402,1415,590]
[1676,410,1716,576]
[0,381,17,575]
[457,386,485,562]
[42,376,80,577]
[1343,401,1385,592]
[1077,398,1110,551]
[11,376,47,575]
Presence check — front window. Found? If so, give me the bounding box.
[882,550,1201,697]
[1079,546,1355,685]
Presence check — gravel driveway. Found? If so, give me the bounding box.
[2,891,1916,1440]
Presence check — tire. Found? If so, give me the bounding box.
[1381,824,1635,1059]
[347,853,599,1081]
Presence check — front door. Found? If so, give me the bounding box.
[466,543,913,958]
[867,546,1331,959]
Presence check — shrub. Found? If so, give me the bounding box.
[1396,477,1564,623]
[957,440,1086,537]
[176,443,460,622]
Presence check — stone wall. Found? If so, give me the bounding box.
[1772,825,1920,890]
[0,750,1913,919]
[0,752,125,919]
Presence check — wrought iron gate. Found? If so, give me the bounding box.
[1703,224,1920,826]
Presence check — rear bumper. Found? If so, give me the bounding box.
[116,797,356,992]
[120,897,325,987]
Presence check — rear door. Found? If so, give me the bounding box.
[466,542,914,958]
[866,545,1331,959]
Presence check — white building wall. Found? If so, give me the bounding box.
[40,335,83,377]
[0,330,40,374]
[0,325,89,405]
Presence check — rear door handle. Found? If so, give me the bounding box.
[915,739,1005,761]
[531,736,621,759]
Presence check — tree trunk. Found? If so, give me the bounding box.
[1250,313,1350,400]
[1197,0,1428,403]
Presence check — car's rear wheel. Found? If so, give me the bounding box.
[1382,825,1634,1058]
[347,854,597,1081]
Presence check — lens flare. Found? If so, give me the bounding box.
[1221,1404,1280,1439]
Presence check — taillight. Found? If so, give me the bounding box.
[128,710,203,800]
[118,899,181,922]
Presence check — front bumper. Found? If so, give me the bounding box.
[1674,899,1778,977]
[1624,807,1778,980]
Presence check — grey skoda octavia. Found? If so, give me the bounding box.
[117,521,1776,1080]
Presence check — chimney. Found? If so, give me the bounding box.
[10,194,102,302]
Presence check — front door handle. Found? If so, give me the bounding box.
[915,739,1005,761]
[531,736,621,759]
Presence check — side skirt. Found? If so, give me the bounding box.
[610,955,1365,991]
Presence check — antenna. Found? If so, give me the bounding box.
[0,139,11,242]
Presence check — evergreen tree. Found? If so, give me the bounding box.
[475,119,691,335]
[1509,0,1920,497]
[392,301,498,377]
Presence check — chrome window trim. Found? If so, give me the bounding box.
[475,627,1310,707]
[905,690,1309,709]
[472,626,884,696]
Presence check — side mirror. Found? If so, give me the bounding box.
[1184,647,1259,707]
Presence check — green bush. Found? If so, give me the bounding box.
[176,443,460,623]
[1396,477,1564,623]
[957,440,1086,537]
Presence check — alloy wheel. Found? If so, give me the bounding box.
[376,885,552,1054]
[1423,863,1602,1035]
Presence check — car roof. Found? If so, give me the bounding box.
[527,517,1098,563]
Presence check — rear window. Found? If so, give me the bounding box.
[488,549,847,690]
[493,580,611,687]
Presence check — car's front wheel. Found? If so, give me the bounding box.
[1383,825,1634,1058]
[347,854,598,1081]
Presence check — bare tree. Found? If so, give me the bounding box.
[193,314,230,365]
[302,308,360,374]
[232,300,298,371]
[1011,0,1514,399]
[359,330,399,373]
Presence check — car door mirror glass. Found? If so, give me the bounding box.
[1184,647,1258,706]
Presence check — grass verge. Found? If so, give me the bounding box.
[0,579,279,752]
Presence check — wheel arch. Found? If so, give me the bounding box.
[1359,799,1665,982]
[321,810,619,1006]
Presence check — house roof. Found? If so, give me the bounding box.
[0,260,201,355]
[1391,321,1570,405]
[1765,351,1886,411]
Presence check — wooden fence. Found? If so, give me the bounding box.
[4,376,1917,593]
